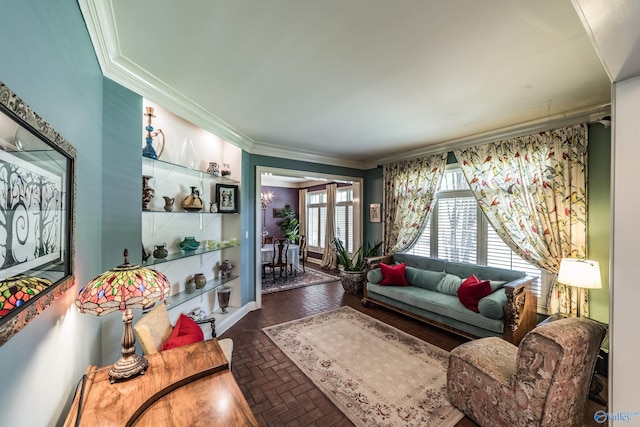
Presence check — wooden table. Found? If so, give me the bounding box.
[64,339,257,427]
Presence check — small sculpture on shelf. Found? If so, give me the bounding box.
[219,259,235,279]
[221,163,231,177]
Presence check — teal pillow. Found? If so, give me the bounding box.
[405,266,445,291]
[489,280,506,292]
[478,289,507,320]
[436,273,464,296]
[367,268,383,284]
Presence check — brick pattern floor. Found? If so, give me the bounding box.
[220,263,605,427]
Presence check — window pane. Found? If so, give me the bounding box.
[320,207,327,248]
[437,196,477,263]
[486,226,543,297]
[407,216,430,257]
[307,207,320,247]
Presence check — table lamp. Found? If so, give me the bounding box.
[557,258,602,317]
[75,249,170,383]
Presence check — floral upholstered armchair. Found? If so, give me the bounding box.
[446,317,606,427]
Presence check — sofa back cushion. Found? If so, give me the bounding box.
[437,273,464,295]
[445,261,525,282]
[393,253,447,272]
[404,266,446,291]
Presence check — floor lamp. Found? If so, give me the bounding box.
[557,258,602,318]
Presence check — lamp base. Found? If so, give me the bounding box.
[109,353,149,383]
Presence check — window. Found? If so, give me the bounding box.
[407,167,548,310]
[306,187,355,253]
[307,192,327,250]
[335,188,354,253]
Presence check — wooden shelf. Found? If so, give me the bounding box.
[143,244,240,267]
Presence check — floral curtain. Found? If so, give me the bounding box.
[383,153,447,254]
[321,183,337,270]
[453,124,588,315]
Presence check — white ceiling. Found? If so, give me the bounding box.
[80,0,615,169]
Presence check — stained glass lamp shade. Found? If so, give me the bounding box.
[75,249,170,383]
[0,275,52,318]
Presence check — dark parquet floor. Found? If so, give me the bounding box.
[220,263,606,427]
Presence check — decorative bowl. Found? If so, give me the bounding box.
[179,236,200,251]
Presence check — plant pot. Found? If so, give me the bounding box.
[339,269,367,295]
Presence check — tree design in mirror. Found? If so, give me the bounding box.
[0,81,75,346]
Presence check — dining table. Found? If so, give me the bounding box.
[261,243,300,271]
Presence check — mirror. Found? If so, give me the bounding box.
[0,81,75,346]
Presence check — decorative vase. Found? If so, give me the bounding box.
[142,175,154,211]
[182,186,203,211]
[221,163,231,177]
[142,106,165,159]
[180,137,197,169]
[162,196,175,212]
[179,236,200,251]
[194,273,206,289]
[206,162,220,176]
[152,244,168,259]
[217,286,231,314]
[339,269,367,295]
[185,277,196,294]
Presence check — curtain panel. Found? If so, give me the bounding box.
[321,183,337,269]
[298,188,307,258]
[453,124,588,315]
[383,153,447,254]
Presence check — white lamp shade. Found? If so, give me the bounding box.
[558,258,602,289]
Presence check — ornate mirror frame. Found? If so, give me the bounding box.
[0,81,76,346]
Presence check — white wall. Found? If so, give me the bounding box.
[610,76,640,418]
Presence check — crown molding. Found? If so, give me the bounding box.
[250,140,367,170]
[78,0,256,152]
[366,102,611,168]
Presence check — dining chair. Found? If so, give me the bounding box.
[265,238,289,283]
[298,235,306,273]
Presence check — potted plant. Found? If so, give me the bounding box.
[333,237,382,294]
[278,204,300,243]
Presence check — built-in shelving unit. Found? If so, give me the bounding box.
[140,100,242,336]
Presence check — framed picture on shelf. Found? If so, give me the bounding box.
[215,184,239,213]
[369,203,381,223]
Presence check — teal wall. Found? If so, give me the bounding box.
[364,167,384,245]
[587,123,611,324]
[0,0,106,424]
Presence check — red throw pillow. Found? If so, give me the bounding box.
[458,275,492,312]
[160,314,205,351]
[379,262,409,286]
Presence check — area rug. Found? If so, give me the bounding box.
[261,268,338,294]
[263,306,463,427]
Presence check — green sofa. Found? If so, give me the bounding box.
[363,253,537,345]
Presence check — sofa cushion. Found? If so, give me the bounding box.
[367,268,383,284]
[405,266,446,291]
[458,275,492,312]
[437,273,464,295]
[367,283,504,334]
[379,262,409,286]
[160,314,204,351]
[489,280,507,292]
[478,289,507,320]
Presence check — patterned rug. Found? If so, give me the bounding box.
[261,267,338,294]
[263,306,463,427]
